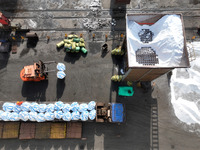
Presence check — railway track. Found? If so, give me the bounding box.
[0,8,199,32]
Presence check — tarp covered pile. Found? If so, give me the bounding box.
[127,14,184,67]
[0,101,96,122]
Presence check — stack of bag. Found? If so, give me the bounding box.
[111,46,124,55]
[0,101,96,122]
[56,34,87,54]
[111,75,123,82]
[57,63,66,79]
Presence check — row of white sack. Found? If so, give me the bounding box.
[0,109,96,122]
[2,101,96,113]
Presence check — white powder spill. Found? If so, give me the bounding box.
[171,42,200,125]
[49,0,64,8]
[26,19,37,28]
[74,0,94,9]
[127,15,184,67]
[81,0,110,31]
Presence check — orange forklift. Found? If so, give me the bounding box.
[20,60,55,82]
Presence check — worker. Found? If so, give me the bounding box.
[47,36,50,44]
[65,34,68,39]
[92,33,95,41]
[105,34,108,42]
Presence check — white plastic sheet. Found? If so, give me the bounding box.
[13,104,21,113]
[62,112,72,121]
[30,102,39,112]
[9,112,20,121]
[21,102,31,112]
[57,71,66,79]
[57,63,66,71]
[80,111,89,121]
[55,101,64,110]
[54,111,63,119]
[79,103,88,112]
[89,110,96,120]
[71,111,80,120]
[71,102,79,112]
[19,111,29,121]
[45,112,55,121]
[46,104,55,112]
[62,103,72,113]
[1,112,10,121]
[88,101,96,111]
[38,104,47,113]
[29,112,37,121]
[36,113,46,122]
[3,102,15,112]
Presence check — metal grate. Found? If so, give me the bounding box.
[136,47,159,65]
[138,29,154,43]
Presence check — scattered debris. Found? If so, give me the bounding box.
[89,0,101,16]
[110,19,117,26]
[49,0,64,8]
[81,0,110,31]
[26,19,37,29]
[82,18,109,31]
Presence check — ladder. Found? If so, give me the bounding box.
[151,103,159,150]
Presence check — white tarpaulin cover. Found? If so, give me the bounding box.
[127,14,184,67]
[171,42,200,125]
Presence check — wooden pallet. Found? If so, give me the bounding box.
[66,122,82,139]
[19,122,35,140]
[50,123,66,139]
[2,122,20,139]
[35,123,51,139]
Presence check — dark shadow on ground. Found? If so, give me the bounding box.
[0,30,29,69]
[56,78,66,100]
[110,0,126,49]
[109,0,127,101]
[0,0,19,18]
[0,32,12,70]
[0,52,10,70]
[0,138,93,150]
[112,82,153,150]
[21,80,48,102]
[19,32,39,57]
[64,52,82,64]
[111,55,125,72]
[20,48,37,58]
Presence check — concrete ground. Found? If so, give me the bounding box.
[0,0,200,150]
